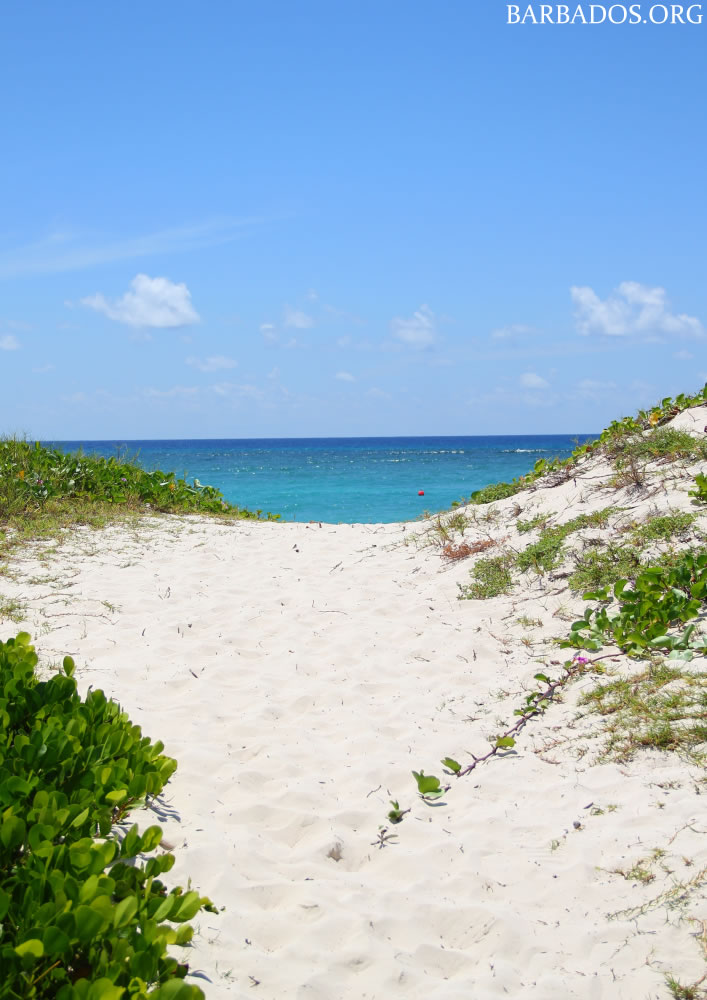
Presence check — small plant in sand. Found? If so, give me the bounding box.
[411,771,448,801]
[441,538,495,561]
[387,801,410,824]
[458,552,514,600]
[408,656,593,803]
[689,472,707,505]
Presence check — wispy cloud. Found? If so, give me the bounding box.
[519,372,549,389]
[674,349,694,361]
[491,323,535,340]
[186,355,237,372]
[335,371,356,382]
[211,382,264,400]
[283,306,314,329]
[390,304,437,349]
[0,217,262,279]
[0,334,20,350]
[571,281,704,338]
[82,274,200,329]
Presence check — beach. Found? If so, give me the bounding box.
[3,407,706,999]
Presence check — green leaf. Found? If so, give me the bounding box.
[74,904,106,943]
[173,890,202,922]
[1,815,26,849]
[139,825,163,853]
[495,737,516,749]
[113,895,138,929]
[412,770,441,794]
[15,939,44,959]
[441,757,461,773]
[533,673,550,684]
[87,979,125,1000]
[43,925,70,955]
[150,979,203,1000]
[153,894,176,922]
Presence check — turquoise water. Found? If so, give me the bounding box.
[47,435,596,523]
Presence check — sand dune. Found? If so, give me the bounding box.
[3,411,707,999]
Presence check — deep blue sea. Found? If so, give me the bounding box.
[46,436,597,523]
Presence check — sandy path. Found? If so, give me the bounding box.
[3,469,706,998]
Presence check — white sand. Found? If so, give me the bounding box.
[3,411,707,999]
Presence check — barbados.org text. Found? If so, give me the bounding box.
[507,4,703,22]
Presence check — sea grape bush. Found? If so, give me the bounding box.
[562,549,707,660]
[0,633,214,999]
[0,438,279,520]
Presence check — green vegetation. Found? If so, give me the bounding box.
[606,426,707,464]
[459,508,618,598]
[515,508,616,574]
[580,660,707,762]
[689,472,707,505]
[0,438,279,559]
[515,513,551,534]
[458,552,514,600]
[630,511,697,545]
[464,382,707,508]
[567,512,699,593]
[469,481,520,505]
[563,549,707,659]
[0,632,213,999]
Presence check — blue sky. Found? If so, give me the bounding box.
[1,0,705,439]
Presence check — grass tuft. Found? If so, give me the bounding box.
[459,553,514,600]
[579,661,707,763]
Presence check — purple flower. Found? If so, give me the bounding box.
[573,655,589,664]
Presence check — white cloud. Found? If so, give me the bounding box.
[283,306,313,329]
[674,349,694,361]
[82,274,200,328]
[0,334,20,350]
[491,323,534,340]
[186,355,237,372]
[571,281,704,338]
[520,372,549,389]
[267,366,280,380]
[367,387,391,400]
[391,304,437,349]
[260,322,279,346]
[335,371,356,382]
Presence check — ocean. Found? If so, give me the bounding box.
[46,435,597,523]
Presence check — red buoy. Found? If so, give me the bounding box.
[418,490,424,496]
